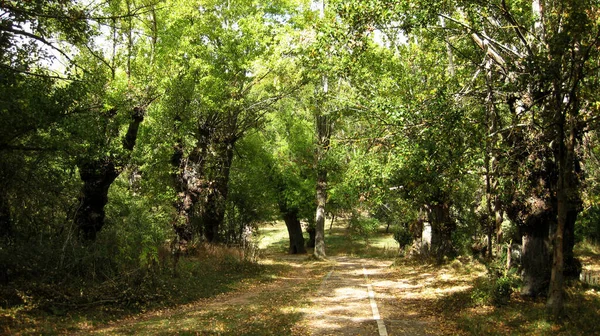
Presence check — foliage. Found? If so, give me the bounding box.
[393,225,413,249]
[348,215,380,238]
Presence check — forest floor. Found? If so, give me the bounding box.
[2,222,600,335]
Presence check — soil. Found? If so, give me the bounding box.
[85,254,453,335]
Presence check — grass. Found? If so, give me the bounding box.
[257,218,398,258]
[430,241,600,335]
[0,243,292,335]
[3,221,600,335]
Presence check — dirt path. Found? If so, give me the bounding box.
[84,255,447,335]
[302,256,438,336]
[301,256,386,335]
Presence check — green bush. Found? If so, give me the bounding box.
[394,226,413,248]
[575,204,600,243]
[348,215,380,238]
[471,270,520,307]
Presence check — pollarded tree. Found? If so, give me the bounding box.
[440,0,600,314]
[263,98,316,254]
[156,0,300,243]
[69,0,162,240]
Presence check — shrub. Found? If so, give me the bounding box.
[394,226,413,248]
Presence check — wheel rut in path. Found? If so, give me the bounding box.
[305,256,437,336]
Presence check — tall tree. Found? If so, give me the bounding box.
[157,0,298,242]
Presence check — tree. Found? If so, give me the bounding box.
[70,0,161,240]
[155,0,298,243]
[264,104,316,254]
[438,0,600,315]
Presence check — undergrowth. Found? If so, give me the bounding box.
[0,243,282,335]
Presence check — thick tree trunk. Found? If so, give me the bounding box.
[428,202,455,262]
[75,107,145,241]
[520,210,552,297]
[171,121,213,242]
[170,142,198,242]
[202,142,235,243]
[75,160,119,240]
[282,209,306,254]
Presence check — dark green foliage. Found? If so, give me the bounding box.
[576,205,600,244]
[393,225,413,249]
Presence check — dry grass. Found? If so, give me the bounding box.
[4,222,600,335]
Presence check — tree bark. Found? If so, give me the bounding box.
[428,202,455,262]
[314,114,330,260]
[306,221,316,248]
[314,167,327,259]
[171,121,212,242]
[282,209,306,254]
[547,83,579,316]
[202,141,235,243]
[520,211,552,297]
[75,107,145,240]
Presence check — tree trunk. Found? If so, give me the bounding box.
[314,113,330,260]
[428,202,455,262]
[520,210,552,297]
[75,107,145,240]
[171,120,212,242]
[484,57,500,258]
[170,142,197,242]
[547,88,579,316]
[0,194,11,238]
[282,209,306,254]
[202,141,235,243]
[314,167,327,259]
[75,160,119,240]
[547,174,566,316]
[563,207,581,279]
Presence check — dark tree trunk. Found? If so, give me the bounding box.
[75,107,145,241]
[428,202,455,262]
[75,160,119,240]
[306,221,316,249]
[282,209,306,254]
[202,141,235,243]
[520,209,553,297]
[0,194,11,238]
[563,208,581,279]
[548,91,582,315]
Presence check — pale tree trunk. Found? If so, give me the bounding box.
[440,16,455,76]
[313,0,329,260]
[171,121,211,242]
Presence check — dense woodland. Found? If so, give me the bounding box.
[2,0,600,332]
